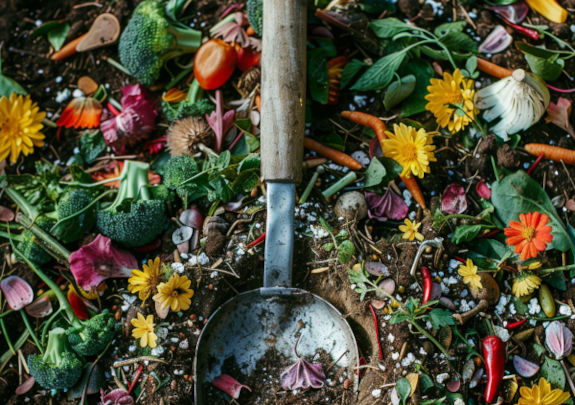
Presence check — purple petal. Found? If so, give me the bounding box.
[479,26,512,54]
[441,183,467,214]
[15,377,35,395]
[545,321,573,360]
[476,179,491,199]
[513,355,540,377]
[0,276,34,310]
[69,234,138,292]
[369,137,383,158]
[206,90,235,153]
[180,207,204,229]
[99,388,134,405]
[281,357,326,391]
[0,205,15,222]
[25,295,53,318]
[365,189,408,222]
[485,1,529,24]
[446,379,460,392]
[311,26,334,38]
[212,374,251,399]
[365,262,390,277]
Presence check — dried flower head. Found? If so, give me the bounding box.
[166,116,214,156]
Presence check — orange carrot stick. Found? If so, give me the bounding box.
[476,58,513,79]
[255,93,261,112]
[341,110,427,208]
[246,26,256,36]
[525,143,575,165]
[304,137,362,170]
[50,33,88,61]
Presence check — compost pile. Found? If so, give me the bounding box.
[2,0,575,404]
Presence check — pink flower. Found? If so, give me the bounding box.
[0,276,34,310]
[69,234,138,292]
[212,374,251,399]
[476,179,491,199]
[365,189,408,222]
[99,388,134,405]
[100,84,158,153]
[441,183,467,214]
[280,335,326,391]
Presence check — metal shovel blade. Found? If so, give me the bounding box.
[193,288,359,404]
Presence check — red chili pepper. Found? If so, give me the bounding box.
[483,336,506,403]
[502,19,540,41]
[194,39,238,90]
[368,304,384,361]
[505,319,527,330]
[67,288,90,320]
[421,266,432,304]
[127,364,144,395]
[246,232,266,248]
[526,152,544,176]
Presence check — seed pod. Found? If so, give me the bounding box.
[539,284,556,318]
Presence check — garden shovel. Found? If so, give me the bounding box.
[193,0,359,402]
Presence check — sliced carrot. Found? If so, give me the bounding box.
[400,175,426,209]
[246,26,256,36]
[525,143,575,165]
[476,57,513,79]
[50,33,88,61]
[255,93,261,112]
[304,137,362,170]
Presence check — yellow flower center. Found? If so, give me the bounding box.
[171,289,180,298]
[444,92,463,105]
[522,226,536,242]
[404,143,419,161]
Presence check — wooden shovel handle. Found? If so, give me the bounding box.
[260,0,307,183]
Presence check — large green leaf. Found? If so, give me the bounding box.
[369,18,412,39]
[400,59,434,117]
[517,42,564,81]
[0,57,26,98]
[491,171,575,254]
[351,51,406,91]
[383,75,416,110]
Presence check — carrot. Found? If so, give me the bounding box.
[476,57,513,79]
[50,33,88,61]
[525,143,575,166]
[304,137,362,170]
[341,110,427,208]
[162,88,187,103]
[246,26,256,36]
[255,93,261,112]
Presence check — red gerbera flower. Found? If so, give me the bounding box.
[504,212,553,260]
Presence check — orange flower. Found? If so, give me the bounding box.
[57,97,102,129]
[504,212,553,260]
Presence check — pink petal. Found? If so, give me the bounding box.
[545,97,574,137]
[0,276,34,310]
[15,377,35,395]
[479,26,512,54]
[0,205,15,222]
[365,189,408,222]
[25,295,53,318]
[513,355,540,377]
[280,357,326,391]
[485,1,529,24]
[206,90,235,152]
[212,374,251,399]
[180,207,204,229]
[441,183,468,214]
[69,234,138,292]
[545,321,573,360]
[476,179,492,199]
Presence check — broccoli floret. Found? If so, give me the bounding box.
[247,0,263,37]
[51,189,97,243]
[118,0,203,85]
[16,216,55,265]
[66,312,116,356]
[28,327,83,390]
[163,155,208,206]
[96,160,167,247]
[161,78,214,121]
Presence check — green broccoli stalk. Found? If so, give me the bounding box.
[247,0,263,37]
[161,78,214,121]
[27,327,83,390]
[96,160,167,247]
[118,0,203,85]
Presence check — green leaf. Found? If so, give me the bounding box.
[396,377,412,403]
[420,373,435,392]
[428,308,456,330]
[308,49,330,104]
[513,298,528,315]
[47,23,70,51]
[0,56,26,98]
[323,242,334,252]
[451,224,483,244]
[384,75,416,110]
[319,217,334,233]
[533,343,546,357]
[491,171,575,254]
[364,158,388,188]
[466,56,478,74]
[341,59,366,89]
[369,18,412,39]
[517,42,564,81]
[338,240,355,264]
[540,357,566,389]
[79,131,106,164]
[546,271,567,291]
[351,51,407,91]
[400,59,434,117]
[238,153,260,172]
[231,170,259,194]
[434,21,467,37]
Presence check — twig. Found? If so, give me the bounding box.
[113,357,168,368]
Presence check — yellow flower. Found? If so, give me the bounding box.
[518,261,542,271]
[457,259,483,291]
[153,274,194,312]
[0,93,46,164]
[516,377,570,405]
[131,313,158,348]
[381,123,436,179]
[128,257,162,302]
[425,68,478,133]
[399,219,424,242]
[512,272,542,297]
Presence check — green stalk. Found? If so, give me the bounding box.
[49,189,114,233]
[20,311,42,354]
[0,310,14,319]
[322,172,357,199]
[490,156,500,182]
[166,66,194,90]
[41,307,63,347]
[0,318,15,355]
[104,57,132,76]
[0,330,29,372]
[17,214,71,263]
[299,167,323,204]
[540,264,575,274]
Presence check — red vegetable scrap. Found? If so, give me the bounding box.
[57,97,102,129]
[421,266,432,304]
[482,336,506,403]
[326,55,348,105]
[280,334,326,390]
[194,39,238,90]
[212,374,252,399]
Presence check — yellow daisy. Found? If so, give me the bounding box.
[512,272,542,297]
[381,123,436,179]
[457,259,483,291]
[131,313,158,348]
[153,274,194,312]
[399,218,424,242]
[128,257,162,302]
[425,68,478,133]
[0,93,46,164]
[516,377,570,405]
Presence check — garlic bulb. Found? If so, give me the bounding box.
[475,69,550,140]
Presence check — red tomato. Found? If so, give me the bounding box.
[194,39,237,90]
[235,45,261,72]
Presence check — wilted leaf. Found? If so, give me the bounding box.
[545,97,574,136]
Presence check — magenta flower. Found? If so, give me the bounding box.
[365,189,408,222]
[100,84,158,153]
[69,234,138,292]
[545,321,573,360]
[280,335,326,391]
[205,90,235,152]
[0,276,34,310]
[99,388,134,405]
[212,374,251,399]
[476,179,491,199]
[441,183,468,214]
